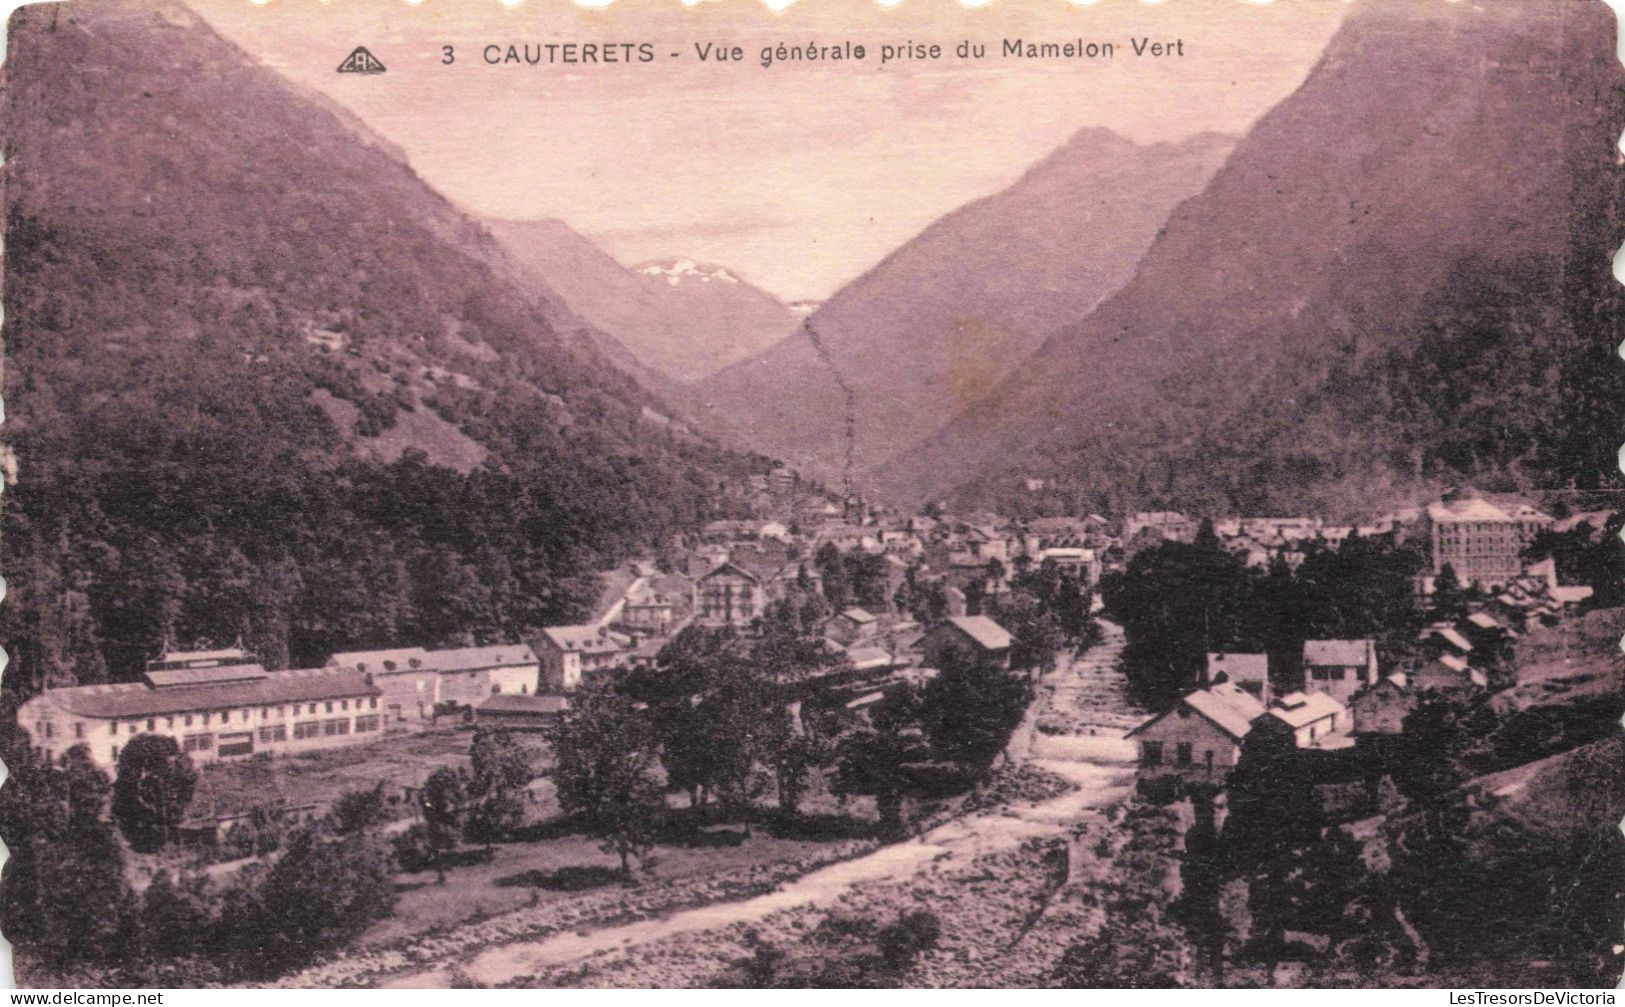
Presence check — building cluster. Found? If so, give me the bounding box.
[1129,640,1376,784]
[1126,490,1559,594]
[1128,551,1592,793]
[15,484,1590,784]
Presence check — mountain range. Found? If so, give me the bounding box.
[485,220,799,383]
[4,0,1620,689]
[0,0,765,677]
[874,0,1625,514]
[690,128,1236,491]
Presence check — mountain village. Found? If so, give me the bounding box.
[10,467,1619,987]
[2,0,1621,991]
[19,477,1593,777]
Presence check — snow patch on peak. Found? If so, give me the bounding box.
[636,257,740,285]
[787,300,821,316]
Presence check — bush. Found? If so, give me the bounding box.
[876,910,941,971]
[1135,775,1182,805]
[393,823,437,874]
[220,823,396,978]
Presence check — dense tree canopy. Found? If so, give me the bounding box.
[112,733,198,852]
[1103,528,1425,709]
[550,685,665,876]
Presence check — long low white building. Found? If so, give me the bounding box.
[19,661,384,770]
[21,641,545,769]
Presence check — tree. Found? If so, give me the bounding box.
[832,686,927,831]
[0,744,137,967]
[1525,514,1625,608]
[332,783,388,835]
[1220,730,1323,967]
[1392,691,1499,808]
[637,625,774,815]
[991,589,1065,675]
[419,765,472,881]
[466,728,534,841]
[112,733,197,852]
[816,543,850,609]
[919,647,1030,770]
[1102,537,1256,708]
[222,822,396,977]
[392,823,438,875]
[963,577,987,616]
[1431,564,1470,622]
[139,869,217,959]
[700,654,776,821]
[550,686,665,877]
[764,702,837,818]
[1051,574,1093,644]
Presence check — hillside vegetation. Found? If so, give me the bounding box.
[880,0,1625,517]
[0,1,766,682]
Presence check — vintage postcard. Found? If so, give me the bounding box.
[1,0,1622,990]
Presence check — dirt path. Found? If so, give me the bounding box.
[383,623,1142,988]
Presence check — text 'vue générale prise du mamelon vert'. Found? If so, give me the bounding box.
[451,36,1187,69]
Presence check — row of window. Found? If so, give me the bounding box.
[103,714,381,757]
[1439,544,1522,556]
[105,696,380,735]
[1140,741,1217,768]
[1435,521,1546,533]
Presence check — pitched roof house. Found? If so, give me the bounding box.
[537,626,632,691]
[1302,639,1379,705]
[1127,682,1265,783]
[921,615,1014,670]
[1253,691,1349,749]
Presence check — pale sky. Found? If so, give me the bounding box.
[195,0,1349,301]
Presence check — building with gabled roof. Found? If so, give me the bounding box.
[826,606,880,646]
[1420,625,1474,658]
[19,664,384,769]
[920,615,1013,670]
[693,560,764,628]
[1413,654,1486,693]
[423,644,541,706]
[326,646,447,729]
[1127,682,1265,784]
[1302,639,1379,705]
[1253,691,1348,748]
[474,692,569,730]
[537,625,632,691]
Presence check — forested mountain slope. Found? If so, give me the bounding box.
[883,0,1625,516]
[0,0,766,683]
[692,129,1235,490]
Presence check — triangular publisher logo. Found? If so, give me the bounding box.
[337,47,386,74]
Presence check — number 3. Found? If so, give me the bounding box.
[442,45,455,64]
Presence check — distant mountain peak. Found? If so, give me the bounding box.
[876,0,1623,512]
[635,258,742,286]
[692,126,1237,489]
[486,224,798,382]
